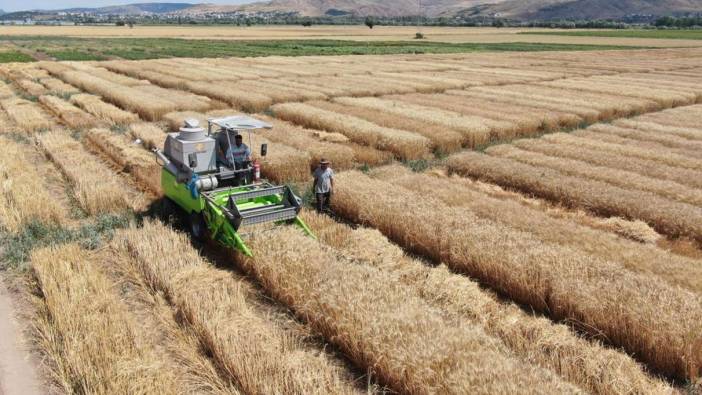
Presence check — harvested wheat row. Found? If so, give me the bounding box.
[114,221,362,395]
[37,130,138,214]
[333,96,498,147]
[333,170,702,382]
[185,80,272,113]
[68,63,148,86]
[70,93,139,125]
[131,84,215,113]
[302,210,672,394]
[405,92,583,132]
[100,246,241,394]
[58,70,176,121]
[545,132,702,172]
[488,144,702,207]
[257,117,355,171]
[0,97,55,132]
[614,118,702,142]
[39,95,98,129]
[372,165,702,294]
[512,137,702,190]
[601,121,702,150]
[541,79,694,108]
[0,80,16,99]
[272,102,432,160]
[447,151,702,241]
[30,245,180,394]
[578,127,702,160]
[308,100,464,154]
[39,77,79,96]
[84,128,161,195]
[238,226,580,394]
[16,79,48,97]
[389,93,549,139]
[448,88,601,124]
[129,122,166,151]
[0,136,67,232]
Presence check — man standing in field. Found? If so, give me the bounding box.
[313,159,334,213]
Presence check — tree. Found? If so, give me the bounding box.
[115,21,125,26]
[365,16,375,29]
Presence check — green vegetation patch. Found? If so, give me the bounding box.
[0,51,34,63]
[523,30,702,40]
[0,36,644,61]
[45,50,106,61]
[0,213,133,270]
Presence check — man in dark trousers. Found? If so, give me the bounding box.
[313,159,334,213]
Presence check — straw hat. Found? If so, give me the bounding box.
[319,158,330,165]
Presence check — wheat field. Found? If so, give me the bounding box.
[1,45,702,393]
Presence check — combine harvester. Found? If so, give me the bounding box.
[154,115,314,256]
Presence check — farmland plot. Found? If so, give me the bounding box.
[5,46,702,394]
[447,104,702,241]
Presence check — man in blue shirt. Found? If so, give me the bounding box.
[226,134,252,169]
[313,159,334,213]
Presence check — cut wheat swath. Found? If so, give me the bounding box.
[37,129,140,214]
[0,136,67,232]
[70,93,139,125]
[84,128,162,195]
[56,70,177,121]
[308,100,464,154]
[0,97,55,133]
[39,95,99,129]
[30,244,182,394]
[333,170,702,382]
[272,102,432,160]
[303,210,672,394]
[333,96,499,148]
[487,144,702,207]
[447,150,702,242]
[512,137,702,191]
[114,221,363,395]
[372,165,702,294]
[238,226,580,394]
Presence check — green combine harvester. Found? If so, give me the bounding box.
[154,115,314,256]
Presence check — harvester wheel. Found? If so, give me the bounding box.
[188,213,208,242]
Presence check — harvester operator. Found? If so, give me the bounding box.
[226,134,252,169]
[313,159,334,213]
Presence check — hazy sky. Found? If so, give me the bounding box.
[1,0,258,12]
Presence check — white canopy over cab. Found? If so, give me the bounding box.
[207,115,272,135]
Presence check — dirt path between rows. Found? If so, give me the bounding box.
[0,274,44,395]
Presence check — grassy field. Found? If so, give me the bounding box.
[525,29,702,40]
[0,36,642,62]
[0,51,34,63]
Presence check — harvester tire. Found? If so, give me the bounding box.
[189,213,208,242]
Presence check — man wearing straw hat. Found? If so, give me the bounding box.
[313,159,334,213]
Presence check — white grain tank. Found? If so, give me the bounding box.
[163,119,216,173]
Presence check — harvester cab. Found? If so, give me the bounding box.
[153,115,314,257]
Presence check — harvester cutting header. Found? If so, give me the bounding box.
[154,115,314,256]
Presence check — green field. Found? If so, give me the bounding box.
[524,29,702,40]
[0,36,644,62]
[0,51,34,63]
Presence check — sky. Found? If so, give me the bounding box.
[1,0,258,12]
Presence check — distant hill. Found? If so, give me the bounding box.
[61,3,195,15]
[5,0,702,20]
[456,0,702,20]
[181,1,506,18]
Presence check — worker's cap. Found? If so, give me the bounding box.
[319,159,330,165]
